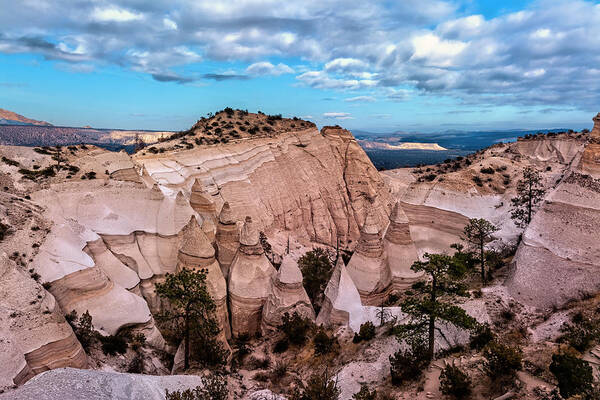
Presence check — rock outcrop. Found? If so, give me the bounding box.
[316,257,365,330]
[215,202,239,279]
[508,118,600,309]
[384,202,423,287]
[177,216,231,340]
[228,216,277,337]
[189,179,217,221]
[0,368,204,400]
[579,113,600,177]
[136,124,393,250]
[0,255,87,391]
[346,207,392,305]
[591,113,600,137]
[261,254,315,333]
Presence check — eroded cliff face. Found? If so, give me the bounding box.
[0,115,393,387]
[135,125,392,249]
[383,127,598,310]
[383,133,587,248]
[0,254,86,391]
[507,118,600,309]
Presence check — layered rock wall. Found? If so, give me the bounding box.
[508,118,600,309]
[136,126,392,249]
[0,255,86,391]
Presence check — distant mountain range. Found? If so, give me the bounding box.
[0,107,171,151]
[354,128,573,152]
[0,108,52,126]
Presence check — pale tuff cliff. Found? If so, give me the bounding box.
[0,113,394,388]
[382,124,597,310]
[135,125,392,249]
[507,115,600,309]
[0,254,86,391]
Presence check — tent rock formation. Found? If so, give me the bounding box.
[261,254,315,333]
[228,216,277,337]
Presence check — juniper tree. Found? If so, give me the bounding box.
[397,253,476,361]
[550,350,594,399]
[462,218,498,283]
[510,166,546,228]
[155,267,227,370]
[298,248,333,313]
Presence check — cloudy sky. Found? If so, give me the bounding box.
[1,0,599,132]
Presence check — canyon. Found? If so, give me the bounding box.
[0,110,599,399]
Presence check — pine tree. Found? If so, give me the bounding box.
[155,267,227,370]
[397,253,476,361]
[510,166,546,228]
[462,218,498,283]
[298,248,333,313]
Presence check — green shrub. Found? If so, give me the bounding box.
[234,333,251,359]
[389,338,429,386]
[353,321,376,343]
[99,334,128,356]
[298,248,333,313]
[481,167,495,174]
[469,324,494,350]
[127,354,144,373]
[247,355,271,370]
[271,361,288,382]
[273,337,289,353]
[352,384,377,400]
[66,310,96,350]
[165,373,227,400]
[0,222,9,240]
[280,312,313,346]
[289,372,340,400]
[1,156,20,167]
[482,341,522,380]
[549,351,593,399]
[558,312,599,352]
[472,176,483,186]
[130,332,146,351]
[313,328,336,355]
[439,364,471,399]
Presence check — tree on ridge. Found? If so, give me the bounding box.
[462,218,498,283]
[510,166,546,228]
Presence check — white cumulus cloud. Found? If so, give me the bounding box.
[246,61,294,76]
[91,6,143,22]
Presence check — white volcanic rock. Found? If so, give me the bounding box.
[316,257,365,331]
[176,216,231,340]
[189,179,217,221]
[228,216,277,337]
[261,254,315,332]
[507,119,600,309]
[383,137,585,247]
[346,207,392,304]
[579,113,600,178]
[215,202,239,279]
[383,202,422,286]
[201,218,216,243]
[507,171,600,309]
[135,126,392,249]
[28,181,198,341]
[0,254,87,391]
[0,367,204,400]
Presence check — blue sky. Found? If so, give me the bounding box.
[1,0,599,132]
